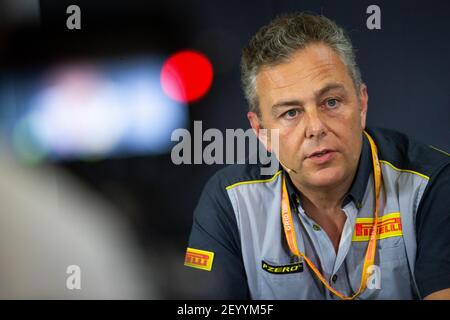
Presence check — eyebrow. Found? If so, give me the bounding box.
[271,83,347,111]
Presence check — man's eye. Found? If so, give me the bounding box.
[325,98,339,109]
[283,109,299,119]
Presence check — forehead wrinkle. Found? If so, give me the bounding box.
[262,62,337,91]
[310,65,338,83]
[305,63,337,82]
[262,45,340,89]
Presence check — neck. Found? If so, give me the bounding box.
[289,172,355,217]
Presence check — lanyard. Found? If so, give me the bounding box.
[280,131,382,300]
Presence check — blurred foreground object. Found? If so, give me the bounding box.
[0,153,158,299]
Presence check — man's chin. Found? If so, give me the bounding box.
[304,168,344,189]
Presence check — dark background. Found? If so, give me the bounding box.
[0,0,449,298]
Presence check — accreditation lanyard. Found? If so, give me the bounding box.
[280,131,382,300]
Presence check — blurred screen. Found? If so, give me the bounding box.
[0,58,188,163]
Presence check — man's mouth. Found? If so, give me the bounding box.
[305,149,336,164]
[306,149,333,158]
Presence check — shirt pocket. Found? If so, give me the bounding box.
[378,235,408,263]
[355,236,413,299]
[351,234,406,262]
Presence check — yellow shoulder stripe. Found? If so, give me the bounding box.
[380,160,429,180]
[225,159,431,190]
[429,145,450,157]
[225,170,282,190]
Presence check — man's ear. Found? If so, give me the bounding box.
[247,111,271,152]
[359,83,369,129]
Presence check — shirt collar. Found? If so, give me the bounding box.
[284,133,372,209]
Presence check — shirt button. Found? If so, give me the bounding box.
[332,274,338,283]
[312,224,321,231]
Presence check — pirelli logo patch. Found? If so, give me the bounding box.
[352,212,403,242]
[184,248,214,271]
[261,260,304,274]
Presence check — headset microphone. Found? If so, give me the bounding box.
[278,159,297,174]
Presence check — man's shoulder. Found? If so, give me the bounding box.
[206,163,281,193]
[367,127,450,179]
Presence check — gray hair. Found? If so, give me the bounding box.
[241,12,362,116]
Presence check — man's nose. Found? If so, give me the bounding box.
[304,108,327,139]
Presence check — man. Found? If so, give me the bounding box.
[184,13,450,299]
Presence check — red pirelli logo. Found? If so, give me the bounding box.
[184,248,214,271]
[352,212,403,242]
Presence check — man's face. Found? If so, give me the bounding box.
[248,43,368,190]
